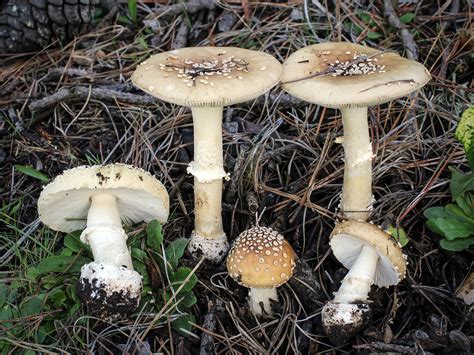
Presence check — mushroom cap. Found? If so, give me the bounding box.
[330,221,407,287]
[38,164,169,233]
[131,47,282,108]
[77,262,142,319]
[226,226,296,288]
[281,42,430,109]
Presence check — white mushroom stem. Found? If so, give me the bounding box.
[249,287,278,315]
[81,193,133,269]
[186,106,228,260]
[333,245,379,303]
[340,107,373,221]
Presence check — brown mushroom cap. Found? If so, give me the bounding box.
[330,220,407,287]
[131,47,282,108]
[281,42,430,109]
[227,226,296,288]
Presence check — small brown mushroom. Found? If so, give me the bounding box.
[226,226,296,315]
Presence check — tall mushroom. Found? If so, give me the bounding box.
[281,42,430,220]
[281,42,429,341]
[226,226,296,315]
[132,47,282,262]
[38,164,169,318]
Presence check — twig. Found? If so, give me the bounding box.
[171,21,190,49]
[199,299,217,355]
[354,342,422,353]
[383,0,418,60]
[28,86,156,111]
[145,0,216,19]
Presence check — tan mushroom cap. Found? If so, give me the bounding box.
[131,47,282,108]
[38,164,169,233]
[330,220,407,288]
[227,227,296,288]
[282,42,430,109]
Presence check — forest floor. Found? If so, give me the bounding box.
[0,0,472,353]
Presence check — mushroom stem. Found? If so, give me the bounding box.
[81,193,133,269]
[187,106,229,261]
[333,244,379,303]
[340,107,373,221]
[249,287,278,315]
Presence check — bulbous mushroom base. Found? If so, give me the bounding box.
[77,262,143,319]
[188,232,229,263]
[321,302,372,345]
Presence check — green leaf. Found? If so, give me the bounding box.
[27,255,90,279]
[118,15,133,25]
[170,267,198,293]
[455,106,474,168]
[128,0,137,22]
[440,237,474,251]
[64,231,90,254]
[165,238,189,270]
[178,291,197,309]
[426,218,473,240]
[146,220,163,252]
[20,295,45,317]
[424,206,450,219]
[456,192,474,217]
[356,11,372,24]
[450,167,474,200]
[49,289,67,308]
[14,165,49,182]
[137,36,148,50]
[445,203,474,224]
[367,31,382,40]
[387,225,409,247]
[172,314,195,335]
[0,306,14,328]
[0,284,7,307]
[400,12,416,24]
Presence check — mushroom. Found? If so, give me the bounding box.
[226,226,296,315]
[38,164,169,318]
[131,47,282,262]
[321,220,407,344]
[281,42,430,220]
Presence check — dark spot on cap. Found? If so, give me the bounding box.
[115,173,121,179]
[139,176,143,181]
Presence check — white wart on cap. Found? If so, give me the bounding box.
[281,42,431,108]
[131,46,282,108]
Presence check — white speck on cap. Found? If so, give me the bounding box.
[226,226,296,288]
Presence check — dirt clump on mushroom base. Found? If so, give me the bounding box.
[77,264,142,319]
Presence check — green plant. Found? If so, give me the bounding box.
[424,107,474,251]
[118,0,138,25]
